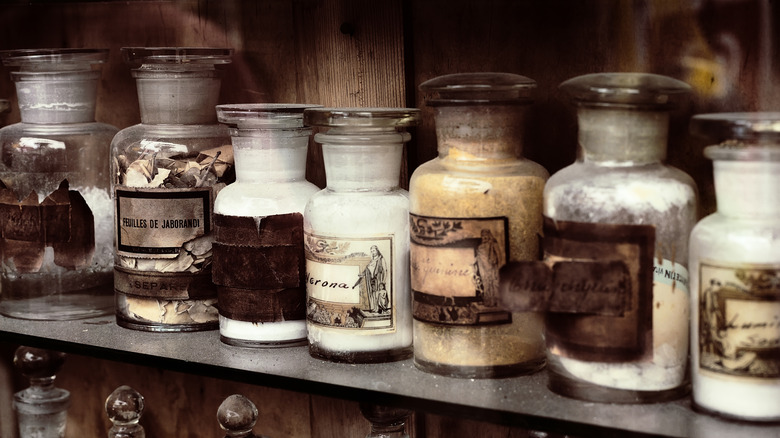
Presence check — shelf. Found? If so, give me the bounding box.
[1,314,778,438]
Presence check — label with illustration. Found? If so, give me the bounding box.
[410,214,511,326]
[305,233,395,333]
[115,188,211,257]
[699,261,780,380]
[543,217,655,362]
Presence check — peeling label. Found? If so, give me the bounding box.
[213,212,305,323]
[115,188,210,257]
[410,213,511,326]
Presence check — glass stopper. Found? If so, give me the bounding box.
[559,72,691,109]
[13,346,66,381]
[105,386,145,438]
[419,72,536,105]
[359,403,411,438]
[217,394,259,438]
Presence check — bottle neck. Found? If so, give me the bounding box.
[134,68,221,125]
[577,107,668,165]
[317,127,408,191]
[231,129,310,183]
[714,160,780,218]
[434,104,525,162]
[12,70,99,124]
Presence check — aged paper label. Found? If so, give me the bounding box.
[699,262,780,380]
[115,188,210,257]
[213,212,305,323]
[543,217,655,362]
[410,214,511,326]
[305,233,396,334]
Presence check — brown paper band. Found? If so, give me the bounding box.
[218,285,305,322]
[212,243,302,289]
[114,266,217,300]
[499,260,631,315]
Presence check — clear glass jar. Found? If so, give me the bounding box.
[409,73,548,378]
[542,73,697,402]
[111,47,233,332]
[689,112,780,421]
[0,49,117,320]
[214,104,320,347]
[303,107,420,363]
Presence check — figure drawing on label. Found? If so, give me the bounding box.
[473,229,501,307]
[355,245,389,314]
[700,268,780,378]
[305,237,394,331]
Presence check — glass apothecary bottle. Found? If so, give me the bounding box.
[0,49,117,320]
[689,112,780,421]
[13,346,70,438]
[409,73,548,378]
[214,104,320,347]
[542,73,696,403]
[105,385,145,438]
[111,47,233,332]
[304,107,420,363]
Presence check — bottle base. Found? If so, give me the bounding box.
[116,313,217,332]
[0,293,113,321]
[692,400,780,423]
[310,344,412,364]
[220,335,307,348]
[413,356,545,379]
[548,370,690,404]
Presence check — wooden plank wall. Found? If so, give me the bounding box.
[0,0,776,436]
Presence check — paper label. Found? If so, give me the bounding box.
[0,180,95,272]
[213,213,305,323]
[699,262,780,380]
[543,217,655,362]
[305,233,395,334]
[410,214,512,326]
[115,188,210,257]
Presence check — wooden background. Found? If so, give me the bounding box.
[0,0,777,436]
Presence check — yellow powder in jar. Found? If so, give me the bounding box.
[410,167,546,372]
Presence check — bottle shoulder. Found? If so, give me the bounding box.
[0,121,118,139]
[545,162,697,211]
[112,123,230,147]
[691,213,780,262]
[410,157,549,190]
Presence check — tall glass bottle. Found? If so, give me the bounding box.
[304,107,420,363]
[689,113,780,421]
[111,47,233,332]
[409,73,548,378]
[542,73,696,403]
[0,49,117,320]
[214,104,320,347]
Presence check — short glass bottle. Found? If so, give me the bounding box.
[689,112,780,421]
[0,48,117,320]
[111,47,234,332]
[13,346,70,438]
[303,107,420,363]
[214,104,320,347]
[542,73,696,403]
[409,73,548,378]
